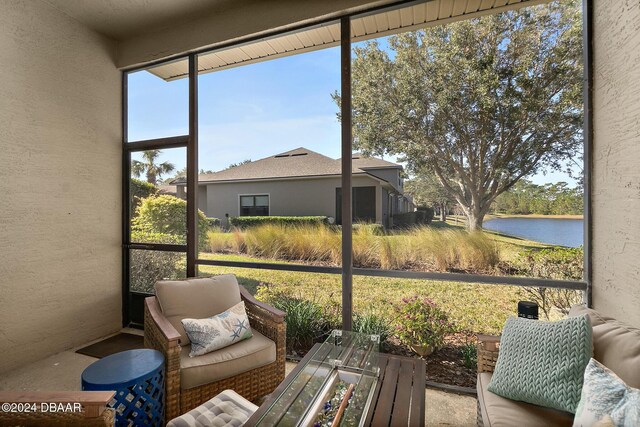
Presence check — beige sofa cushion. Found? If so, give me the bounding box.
[155,275,242,345]
[569,305,640,389]
[180,330,276,390]
[477,372,573,427]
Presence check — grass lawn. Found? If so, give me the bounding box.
[198,252,524,335]
[199,220,576,335]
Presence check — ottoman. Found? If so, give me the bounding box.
[167,390,258,427]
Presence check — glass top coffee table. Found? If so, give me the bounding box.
[249,330,381,427]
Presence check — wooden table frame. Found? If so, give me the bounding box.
[246,343,426,426]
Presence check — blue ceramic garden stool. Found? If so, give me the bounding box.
[82,349,164,427]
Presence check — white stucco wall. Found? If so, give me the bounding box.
[591,0,640,328]
[0,1,121,373]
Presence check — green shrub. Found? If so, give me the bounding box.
[130,178,157,214]
[132,195,210,249]
[394,296,456,353]
[416,206,435,223]
[392,210,433,227]
[516,246,584,318]
[516,246,584,281]
[131,230,182,245]
[206,217,221,227]
[256,288,331,354]
[129,230,184,293]
[460,340,478,369]
[256,286,391,353]
[229,216,329,229]
[353,313,392,349]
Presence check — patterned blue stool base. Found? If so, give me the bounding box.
[108,368,164,427]
[82,349,165,427]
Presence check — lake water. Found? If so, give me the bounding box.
[483,217,584,247]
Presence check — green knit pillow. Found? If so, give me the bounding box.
[488,315,592,413]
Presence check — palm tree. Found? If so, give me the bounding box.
[131,150,175,185]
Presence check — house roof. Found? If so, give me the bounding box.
[351,153,402,170]
[157,184,177,195]
[172,147,401,184]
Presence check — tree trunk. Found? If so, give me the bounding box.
[439,203,447,222]
[466,208,485,231]
[147,171,157,186]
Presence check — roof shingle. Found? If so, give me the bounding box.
[173,147,401,184]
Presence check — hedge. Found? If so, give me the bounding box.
[130,178,157,214]
[132,195,210,249]
[392,208,434,228]
[129,230,184,293]
[229,216,329,229]
[207,217,221,227]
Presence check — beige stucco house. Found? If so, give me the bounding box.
[174,147,414,228]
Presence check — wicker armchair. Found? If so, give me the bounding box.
[0,391,115,426]
[144,281,286,423]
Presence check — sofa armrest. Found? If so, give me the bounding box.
[0,391,116,426]
[477,334,500,374]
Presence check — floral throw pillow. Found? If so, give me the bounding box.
[181,301,253,357]
[573,358,640,427]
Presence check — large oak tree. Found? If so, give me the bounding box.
[338,0,583,230]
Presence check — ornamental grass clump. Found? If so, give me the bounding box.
[394,296,456,355]
[353,312,392,349]
[255,288,331,354]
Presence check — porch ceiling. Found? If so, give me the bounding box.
[146,0,550,81]
[43,0,235,41]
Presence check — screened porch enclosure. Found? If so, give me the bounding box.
[123,0,591,336]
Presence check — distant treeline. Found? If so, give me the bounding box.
[491,180,583,215]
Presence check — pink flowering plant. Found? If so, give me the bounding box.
[394,296,456,351]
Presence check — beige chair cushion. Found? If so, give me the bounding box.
[155,275,242,345]
[167,389,257,427]
[569,305,640,389]
[477,372,573,427]
[180,330,276,390]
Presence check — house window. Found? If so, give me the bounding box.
[240,195,269,216]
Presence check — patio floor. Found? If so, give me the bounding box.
[0,330,477,426]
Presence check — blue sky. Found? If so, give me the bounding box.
[128,42,579,187]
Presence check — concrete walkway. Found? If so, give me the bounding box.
[0,335,476,426]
